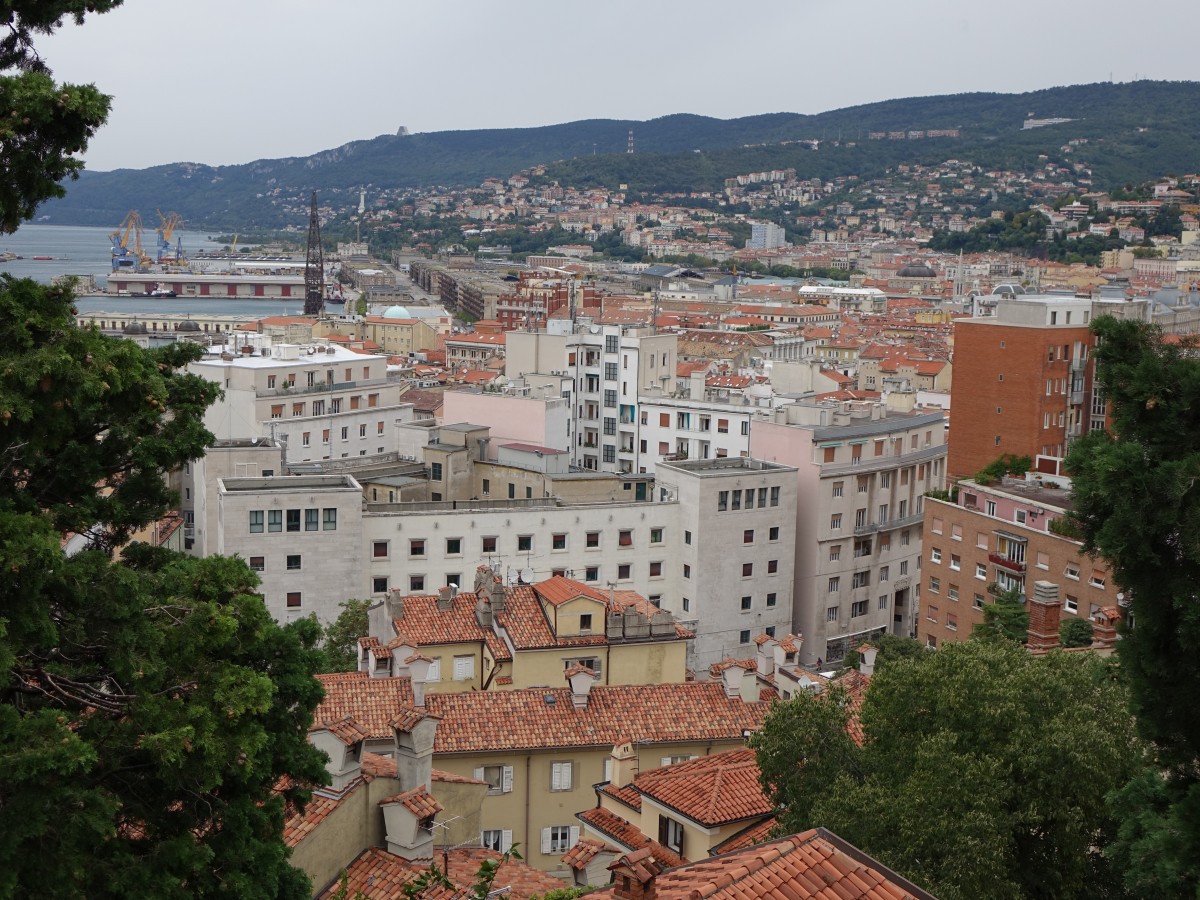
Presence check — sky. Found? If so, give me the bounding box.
[39,0,1200,172]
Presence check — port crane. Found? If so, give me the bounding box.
[109,211,153,272]
[155,210,186,264]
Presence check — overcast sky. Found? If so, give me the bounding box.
[41,0,1198,172]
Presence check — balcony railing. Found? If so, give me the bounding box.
[989,552,1026,574]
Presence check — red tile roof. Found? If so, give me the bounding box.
[313,715,371,744]
[578,807,685,868]
[599,781,643,812]
[426,682,767,753]
[591,829,936,900]
[709,817,778,855]
[634,749,771,827]
[562,837,617,869]
[284,781,362,848]
[321,847,564,900]
[380,784,443,818]
[315,672,416,738]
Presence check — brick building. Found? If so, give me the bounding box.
[949,294,1098,480]
[918,476,1120,648]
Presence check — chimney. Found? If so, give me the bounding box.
[1026,580,1062,651]
[609,738,638,788]
[489,577,506,611]
[436,586,453,610]
[756,635,777,677]
[1092,606,1120,649]
[858,645,878,676]
[475,594,493,629]
[380,786,442,861]
[609,848,662,900]
[406,653,432,708]
[567,663,599,709]
[307,717,368,791]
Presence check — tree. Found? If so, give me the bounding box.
[0,7,330,895]
[840,632,923,673]
[1065,316,1200,892]
[317,598,371,673]
[972,584,1029,643]
[751,641,1146,900]
[1060,616,1095,648]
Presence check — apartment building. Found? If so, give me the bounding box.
[505,322,678,474]
[636,391,761,471]
[188,338,416,465]
[919,476,1119,648]
[751,398,947,665]
[654,457,798,672]
[950,294,1097,479]
[214,474,365,623]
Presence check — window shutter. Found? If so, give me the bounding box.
[501,830,513,853]
[551,764,562,792]
[604,758,613,782]
[564,761,573,791]
[569,825,580,847]
[474,767,485,782]
[541,827,552,855]
[661,757,672,767]
[502,765,513,793]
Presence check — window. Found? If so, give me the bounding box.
[286,509,301,532]
[951,524,962,541]
[926,604,939,623]
[286,554,301,571]
[268,510,282,532]
[929,576,941,594]
[1064,596,1079,615]
[823,446,836,463]
[481,829,512,853]
[744,529,755,544]
[249,556,264,572]
[340,427,348,441]
[880,565,889,582]
[477,764,513,795]
[1089,571,1107,589]
[769,526,780,541]
[649,561,662,577]
[1065,562,1080,580]
[409,575,425,592]
[270,404,283,419]
[717,418,729,434]
[430,462,443,481]
[829,544,842,562]
[741,420,750,436]
[976,531,988,549]
[948,585,960,601]
[857,475,869,493]
[852,570,870,589]
[684,530,692,545]
[323,508,337,530]
[739,630,751,644]
[976,563,987,580]
[947,613,958,631]
[900,560,908,575]
[826,606,839,623]
[1036,551,1049,570]
[249,510,264,533]
[650,527,664,544]
[974,593,985,609]
[550,761,574,792]
[410,539,425,557]
[286,592,302,608]
[878,594,889,610]
[741,596,752,611]
[831,513,842,530]
[618,530,633,547]
[518,535,533,552]
[731,491,741,511]
[770,487,780,506]
[718,491,728,511]
[585,531,600,549]
[930,547,942,564]
[742,562,753,577]
[660,816,685,855]
[482,535,497,554]
[453,655,475,681]
[851,600,868,618]
[828,577,841,593]
[766,592,777,608]
[986,500,997,517]
[446,537,461,555]
[950,554,961,571]
[372,576,389,593]
[508,483,515,499]
[683,564,691,579]
[617,563,631,580]
[585,566,599,582]
[305,508,319,531]
[552,533,567,551]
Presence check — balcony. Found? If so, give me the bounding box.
[988,552,1026,574]
[822,443,944,477]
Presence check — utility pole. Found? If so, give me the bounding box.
[304,191,324,316]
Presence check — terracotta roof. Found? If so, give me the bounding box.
[562,837,617,869]
[380,784,443,818]
[321,847,564,900]
[634,749,772,827]
[589,829,936,900]
[384,592,511,661]
[312,715,372,745]
[534,575,611,607]
[315,672,416,738]
[599,781,643,811]
[431,768,489,786]
[710,817,778,855]
[426,682,767,753]
[578,807,685,868]
[284,779,364,849]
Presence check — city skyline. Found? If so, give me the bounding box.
[42,0,1199,172]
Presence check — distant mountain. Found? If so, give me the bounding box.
[39,81,1200,230]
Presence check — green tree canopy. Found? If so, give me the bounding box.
[1065,316,1200,892]
[971,584,1030,643]
[750,641,1145,900]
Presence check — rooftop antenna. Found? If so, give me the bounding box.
[304,192,324,316]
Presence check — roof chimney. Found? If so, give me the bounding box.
[307,717,368,791]
[406,653,432,707]
[1027,580,1062,651]
[858,645,878,676]
[436,586,453,611]
[566,662,599,709]
[608,738,638,788]
[609,848,662,900]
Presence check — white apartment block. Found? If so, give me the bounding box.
[751,399,947,666]
[655,457,798,672]
[747,221,786,250]
[505,322,678,475]
[637,396,757,469]
[214,475,365,624]
[189,339,416,465]
[185,438,284,556]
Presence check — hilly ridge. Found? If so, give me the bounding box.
[39,80,1200,230]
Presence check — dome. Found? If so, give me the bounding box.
[991,283,1026,296]
[176,319,201,333]
[897,264,937,278]
[122,321,148,335]
[382,305,411,319]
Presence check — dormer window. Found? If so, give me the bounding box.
[579,613,593,633]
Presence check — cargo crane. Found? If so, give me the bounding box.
[155,210,186,264]
[109,211,140,271]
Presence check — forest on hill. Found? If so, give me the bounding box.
[38,80,1200,230]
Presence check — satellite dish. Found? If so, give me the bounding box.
[589,325,601,334]
[520,568,534,584]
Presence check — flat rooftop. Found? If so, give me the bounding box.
[219,474,361,492]
[659,457,795,475]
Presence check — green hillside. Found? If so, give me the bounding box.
[38,81,1200,230]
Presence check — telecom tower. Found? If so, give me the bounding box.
[627,128,634,154]
[304,191,324,316]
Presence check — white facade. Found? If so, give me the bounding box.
[637,397,758,470]
[747,221,786,250]
[751,401,947,665]
[189,340,417,465]
[655,457,798,672]
[185,439,284,557]
[215,475,366,624]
